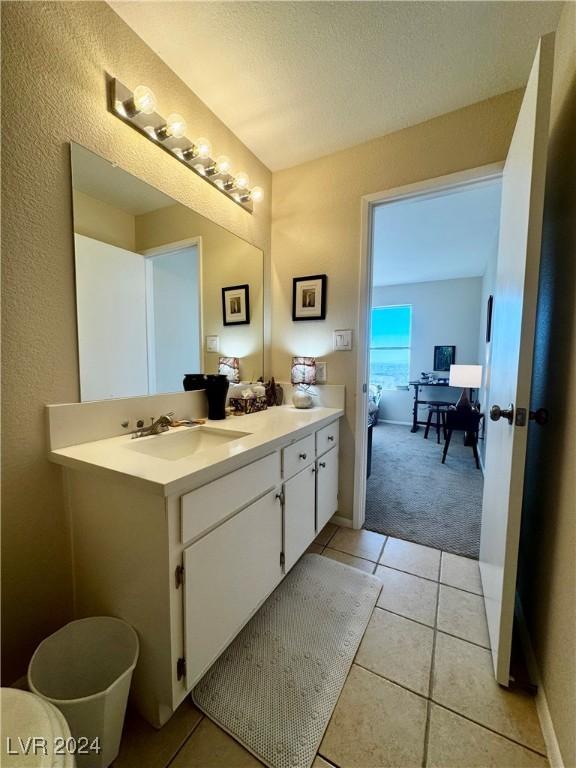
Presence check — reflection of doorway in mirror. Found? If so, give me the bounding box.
[143,239,202,395]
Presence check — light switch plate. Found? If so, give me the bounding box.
[315,361,327,384]
[206,335,219,353]
[333,329,353,351]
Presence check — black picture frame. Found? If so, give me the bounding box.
[222,284,250,326]
[292,274,327,321]
[486,294,494,342]
[433,345,456,371]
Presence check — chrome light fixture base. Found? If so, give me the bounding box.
[108,77,254,213]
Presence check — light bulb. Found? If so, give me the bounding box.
[235,171,250,189]
[195,137,212,159]
[132,85,156,115]
[166,113,187,139]
[215,155,231,174]
[250,185,264,203]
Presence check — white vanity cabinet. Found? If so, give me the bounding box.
[316,446,339,531]
[182,487,283,685]
[61,414,341,729]
[283,464,317,571]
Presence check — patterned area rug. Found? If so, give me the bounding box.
[365,424,483,558]
[193,554,381,768]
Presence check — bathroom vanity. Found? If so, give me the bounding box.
[47,400,343,728]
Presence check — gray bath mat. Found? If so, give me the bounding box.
[193,554,381,768]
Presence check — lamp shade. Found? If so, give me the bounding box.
[449,364,483,388]
[291,356,316,385]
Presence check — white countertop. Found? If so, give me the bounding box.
[48,405,343,497]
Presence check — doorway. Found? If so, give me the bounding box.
[362,177,503,558]
[353,165,504,546]
[142,238,202,394]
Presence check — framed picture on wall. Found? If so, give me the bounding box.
[433,345,456,371]
[292,274,327,321]
[222,284,250,326]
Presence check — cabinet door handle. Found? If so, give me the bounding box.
[299,452,307,460]
[319,461,326,468]
[328,435,335,442]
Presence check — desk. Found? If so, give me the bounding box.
[408,381,477,433]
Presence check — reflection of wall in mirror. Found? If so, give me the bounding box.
[135,204,263,382]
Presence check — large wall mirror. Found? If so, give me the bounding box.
[70,143,264,401]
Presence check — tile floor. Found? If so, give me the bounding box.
[116,525,547,768]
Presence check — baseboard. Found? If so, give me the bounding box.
[515,596,565,768]
[331,514,353,528]
[478,450,485,476]
[380,419,412,426]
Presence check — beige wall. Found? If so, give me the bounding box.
[136,205,264,382]
[73,189,136,251]
[1,0,271,683]
[518,4,576,766]
[271,89,523,519]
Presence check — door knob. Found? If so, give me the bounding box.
[490,404,514,424]
[299,452,307,460]
[530,408,549,426]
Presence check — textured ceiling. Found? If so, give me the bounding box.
[372,179,502,287]
[109,1,562,170]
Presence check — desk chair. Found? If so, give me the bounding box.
[442,408,483,469]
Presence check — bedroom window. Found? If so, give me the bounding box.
[370,304,412,389]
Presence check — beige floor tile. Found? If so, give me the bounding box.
[356,608,434,696]
[313,757,337,768]
[437,584,490,648]
[379,537,441,580]
[307,543,324,554]
[375,565,438,627]
[440,552,482,594]
[427,704,548,767]
[432,633,545,754]
[116,700,202,768]
[322,547,376,573]
[329,528,386,561]
[171,718,263,767]
[315,522,338,546]
[321,665,427,768]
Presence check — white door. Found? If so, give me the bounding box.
[75,234,148,401]
[284,465,316,572]
[316,446,339,532]
[480,33,554,685]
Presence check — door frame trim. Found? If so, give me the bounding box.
[353,162,505,529]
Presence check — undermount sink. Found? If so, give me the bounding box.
[126,426,250,461]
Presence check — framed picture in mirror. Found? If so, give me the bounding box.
[222,284,250,326]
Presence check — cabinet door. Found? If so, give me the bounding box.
[183,489,282,687]
[316,445,339,531]
[284,465,316,572]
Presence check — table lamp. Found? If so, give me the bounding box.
[449,364,483,410]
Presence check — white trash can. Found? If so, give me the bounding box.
[28,617,139,768]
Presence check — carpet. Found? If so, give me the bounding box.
[193,554,381,768]
[364,423,483,558]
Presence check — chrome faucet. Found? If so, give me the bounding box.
[131,412,174,439]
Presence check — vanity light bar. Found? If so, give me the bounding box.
[109,78,263,213]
